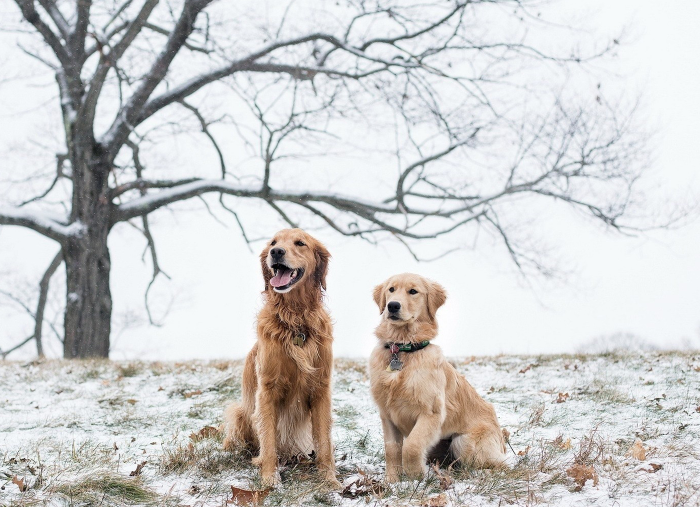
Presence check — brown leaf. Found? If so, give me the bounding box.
[555,392,570,404]
[566,464,599,491]
[227,486,271,506]
[552,435,572,450]
[518,365,532,374]
[341,471,385,498]
[126,399,137,405]
[129,461,147,477]
[422,493,448,507]
[431,464,453,490]
[642,463,663,473]
[517,445,530,456]
[183,390,203,399]
[628,439,646,461]
[12,476,27,492]
[189,425,220,442]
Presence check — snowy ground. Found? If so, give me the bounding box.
[2,352,700,506]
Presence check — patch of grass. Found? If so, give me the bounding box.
[54,474,157,505]
[579,379,636,404]
[334,404,360,431]
[160,439,252,477]
[117,363,142,378]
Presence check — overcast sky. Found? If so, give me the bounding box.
[0,0,698,360]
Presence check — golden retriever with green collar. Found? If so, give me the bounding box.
[369,273,507,481]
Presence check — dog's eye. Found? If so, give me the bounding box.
[409,289,418,295]
[271,240,277,246]
[295,240,306,247]
[388,287,395,293]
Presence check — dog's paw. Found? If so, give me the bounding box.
[402,462,427,480]
[386,473,401,483]
[322,476,342,490]
[260,470,281,488]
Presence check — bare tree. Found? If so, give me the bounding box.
[0,0,646,358]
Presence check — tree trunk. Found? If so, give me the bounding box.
[62,146,114,359]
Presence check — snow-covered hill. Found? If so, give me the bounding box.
[2,352,699,506]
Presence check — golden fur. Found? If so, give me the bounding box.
[222,229,339,487]
[369,273,507,481]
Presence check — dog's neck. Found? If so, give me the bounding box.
[264,287,324,330]
[375,319,437,345]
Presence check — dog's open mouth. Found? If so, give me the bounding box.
[270,263,304,292]
[388,315,401,321]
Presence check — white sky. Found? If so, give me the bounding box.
[0,0,698,360]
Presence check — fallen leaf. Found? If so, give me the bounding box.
[519,365,532,374]
[183,390,203,399]
[628,439,646,461]
[695,406,700,413]
[431,464,453,490]
[190,426,220,442]
[341,470,385,498]
[126,399,137,405]
[158,386,164,391]
[422,493,448,507]
[642,463,663,473]
[517,446,530,456]
[566,464,598,491]
[555,392,570,404]
[552,435,572,450]
[129,461,147,477]
[12,476,27,492]
[650,463,663,472]
[227,486,271,506]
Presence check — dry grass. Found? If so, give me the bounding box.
[3,353,700,506]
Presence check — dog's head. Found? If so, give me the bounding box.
[260,229,330,295]
[372,273,446,325]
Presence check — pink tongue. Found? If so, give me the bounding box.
[270,270,293,288]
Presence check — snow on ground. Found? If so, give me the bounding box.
[1,352,700,506]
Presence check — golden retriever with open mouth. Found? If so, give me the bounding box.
[222,229,339,488]
[369,273,507,481]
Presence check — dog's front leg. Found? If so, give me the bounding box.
[253,386,280,487]
[311,385,340,488]
[380,414,403,482]
[402,413,442,479]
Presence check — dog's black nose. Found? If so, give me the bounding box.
[387,301,401,313]
[270,247,286,259]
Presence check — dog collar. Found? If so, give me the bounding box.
[384,341,430,353]
[384,341,430,371]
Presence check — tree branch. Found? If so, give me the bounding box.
[14,0,71,67]
[102,0,214,159]
[34,249,63,357]
[0,207,82,242]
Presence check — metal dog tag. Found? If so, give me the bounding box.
[292,332,306,347]
[388,357,403,371]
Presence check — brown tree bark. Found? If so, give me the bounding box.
[62,147,114,358]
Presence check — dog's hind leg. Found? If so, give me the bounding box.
[223,402,258,451]
[450,424,507,469]
[222,344,259,452]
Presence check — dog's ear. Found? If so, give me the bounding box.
[260,246,271,292]
[314,242,331,291]
[426,281,447,321]
[372,283,386,314]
